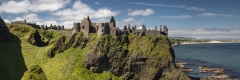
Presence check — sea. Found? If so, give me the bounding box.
[172,43,240,79]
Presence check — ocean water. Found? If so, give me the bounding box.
[172,43,240,79]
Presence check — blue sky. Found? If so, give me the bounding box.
[0,0,240,39]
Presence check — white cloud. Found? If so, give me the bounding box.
[129,2,205,11]
[95,18,108,22]
[12,13,43,23]
[122,18,135,22]
[169,29,240,39]
[29,0,70,12]
[0,0,70,14]
[53,1,120,20]
[200,13,239,18]
[3,19,10,23]
[128,8,154,16]
[0,0,30,14]
[116,18,144,29]
[23,13,43,22]
[159,15,192,19]
[95,2,100,5]
[37,20,59,26]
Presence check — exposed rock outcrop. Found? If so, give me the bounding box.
[0,17,10,41]
[47,33,88,58]
[199,65,226,74]
[21,65,47,80]
[83,35,190,80]
[176,62,193,72]
[7,24,46,46]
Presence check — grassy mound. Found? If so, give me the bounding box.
[7,24,45,46]
[21,65,47,80]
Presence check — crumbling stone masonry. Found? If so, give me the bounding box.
[11,20,40,29]
[72,16,168,38]
[11,20,65,31]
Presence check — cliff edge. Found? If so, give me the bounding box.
[1,19,190,79]
[0,17,10,41]
[84,35,189,80]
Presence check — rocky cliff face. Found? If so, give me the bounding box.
[0,17,10,41]
[84,35,188,80]
[2,20,190,79]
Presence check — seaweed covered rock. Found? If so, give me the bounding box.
[84,35,188,80]
[0,17,10,41]
[21,65,47,80]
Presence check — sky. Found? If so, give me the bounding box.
[0,0,240,39]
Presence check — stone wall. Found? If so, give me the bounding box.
[11,20,40,29]
[71,16,169,38]
[97,23,105,38]
[81,17,91,37]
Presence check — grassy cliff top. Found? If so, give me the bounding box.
[0,23,190,80]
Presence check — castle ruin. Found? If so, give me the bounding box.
[11,20,65,31]
[11,20,41,29]
[72,16,168,38]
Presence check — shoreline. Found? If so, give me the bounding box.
[181,42,240,44]
[176,62,239,80]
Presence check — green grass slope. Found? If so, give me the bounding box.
[0,24,27,79]
[5,24,119,80]
[1,23,190,80]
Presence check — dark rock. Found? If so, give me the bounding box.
[83,35,177,80]
[46,36,66,58]
[199,65,226,74]
[27,30,46,46]
[22,65,47,80]
[201,74,238,80]
[0,17,10,41]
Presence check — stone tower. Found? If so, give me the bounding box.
[142,24,147,32]
[81,17,91,37]
[109,16,118,37]
[40,25,44,29]
[77,22,80,32]
[50,24,53,29]
[97,23,105,38]
[45,25,48,30]
[72,22,77,34]
[61,25,64,30]
[163,25,168,37]
[155,26,158,31]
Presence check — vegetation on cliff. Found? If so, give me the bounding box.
[0,19,190,80]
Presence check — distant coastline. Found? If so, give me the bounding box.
[182,41,240,44]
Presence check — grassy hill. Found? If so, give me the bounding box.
[0,19,190,80]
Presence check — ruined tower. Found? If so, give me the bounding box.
[72,22,77,34]
[40,25,44,29]
[155,26,158,31]
[97,23,105,38]
[163,25,168,37]
[50,24,53,29]
[57,25,61,30]
[45,25,48,30]
[61,25,64,30]
[109,16,118,37]
[81,17,91,37]
[77,22,80,32]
